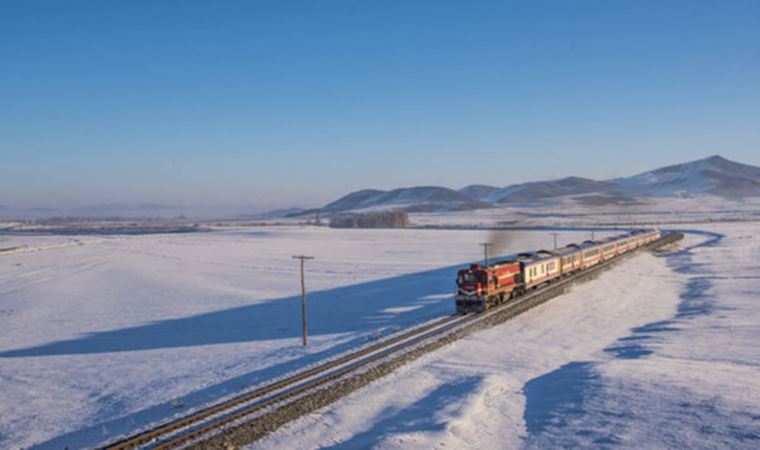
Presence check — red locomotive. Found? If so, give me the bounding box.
[455,259,522,313]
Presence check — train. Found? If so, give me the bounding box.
[455,229,661,314]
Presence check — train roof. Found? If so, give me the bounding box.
[554,244,582,256]
[581,240,601,248]
[518,250,557,264]
[490,258,519,267]
[465,258,520,271]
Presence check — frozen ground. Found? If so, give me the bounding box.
[0,226,613,449]
[252,222,760,449]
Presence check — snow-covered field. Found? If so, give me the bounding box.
[1,216,758,449]
[0,226,614,449]
[252,222,760,449]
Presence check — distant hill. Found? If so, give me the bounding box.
[611,155,760,198]
[320,186,492,214]
[484,177,614,204]
[458,184,500,200]
[317,156,760,214]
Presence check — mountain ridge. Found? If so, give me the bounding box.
[319,155,760,214]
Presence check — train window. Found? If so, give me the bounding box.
[459,273,480,283]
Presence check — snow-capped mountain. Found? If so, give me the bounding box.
[611,155,760,198]
[319,156,760,214]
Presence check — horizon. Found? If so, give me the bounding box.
[0,153,753,213]
[3,1,760,210]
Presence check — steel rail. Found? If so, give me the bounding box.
[102,315,468,449]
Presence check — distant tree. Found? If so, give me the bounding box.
[329,210,409,228]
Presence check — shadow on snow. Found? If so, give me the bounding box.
[603,229,725,360]
[0,264,463,358]
[18,262,466,449]
[523,362,603,436]
[324,376,484,449]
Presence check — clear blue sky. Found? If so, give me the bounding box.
[2,0,759,210]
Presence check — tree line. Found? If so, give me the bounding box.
[329,210,409,228]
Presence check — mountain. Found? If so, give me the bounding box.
[485,177,613,204]
[321,186,492,214]
[318,156,760,214]
[458,185,500,200]
[611,155,760,198]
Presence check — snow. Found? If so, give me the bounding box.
[2,209,760,449]
[0,226,612,449]
[252,223,760,449]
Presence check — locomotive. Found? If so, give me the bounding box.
[455,229,661,314]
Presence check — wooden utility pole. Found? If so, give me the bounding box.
[480,243,492,266]
[292,255,314,346]
[550,232,559,250]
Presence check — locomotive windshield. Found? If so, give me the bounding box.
[458,272,483,283]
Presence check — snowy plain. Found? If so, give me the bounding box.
[1,204,759,449]
[0,226,613,449]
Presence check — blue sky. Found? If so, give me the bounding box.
[2,0,759,209]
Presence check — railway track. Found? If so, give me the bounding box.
[102,314,475,450]
[100,232,684,450]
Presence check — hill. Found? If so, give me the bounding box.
[317,156,760,214]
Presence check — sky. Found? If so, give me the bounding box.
[2,0,760,210]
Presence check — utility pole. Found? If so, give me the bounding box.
[550,232,559,250]
[480,243,492,266]
[292,255,314,346]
